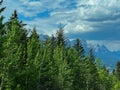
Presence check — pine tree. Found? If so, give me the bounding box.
[0,1,6,89]
[89,48,95,63]
[5,10,26,32]
[0,0,5,60]
[56,23,66,47]
[84,48,98,90]
[73,38,85,58]
[116,61,120,81]
[50,34,56,51]
[3,10,27,89]
[25,27,40,90]
[84,57,100,90]
[67,48,86,90]
[27,27,39,63]
[98,65,113,90]
[53,46,72,90]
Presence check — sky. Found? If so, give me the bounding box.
[1,0,120,51]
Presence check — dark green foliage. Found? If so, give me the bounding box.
[1,10,28,90]
[89,48,95,63]
[0,1,6,90]
[73,38,85,58]
[99,66,113,90]
[116,61,120,80]
[0,0,5,57]
[56,23,66,47]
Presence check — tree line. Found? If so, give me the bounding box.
[0,1,120,90]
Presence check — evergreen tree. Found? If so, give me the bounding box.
[116,61,120,81]
[50,34,56,51]
[98,65,113,90]
[0,1,6,89]
[5,10,26,32]
[89,48,95,63]
[27,27,39,63]
[53,46,72,90]
[3,10,27,89]
[0,0,5,60]
[73,38,85,58]
[56,23,66,47]
[25,28,40,90]
[84,57,100,90]
[67,48,86,90]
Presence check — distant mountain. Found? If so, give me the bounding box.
[70,39,120,69]
[39,34,120,69]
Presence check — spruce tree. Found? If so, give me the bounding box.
[98,66,113,90]
[67,48,86,90]
[27,27,39,63]
[0,0,5,61]
[25,27,40,90]
[50,34,56,51]
[73,38,85,58]
[3,10,27,89]
[35,38,57,90]
[56,23,66,47]
[89,48,95,63]
[0,0,6,89]
[53,46,72,90]
[84,57,100,90]
[116,61,120,81]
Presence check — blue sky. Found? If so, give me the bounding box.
[2,0,120,51]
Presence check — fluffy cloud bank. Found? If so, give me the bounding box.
[2,0,120,51]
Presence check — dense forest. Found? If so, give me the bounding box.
[0,1,120,90]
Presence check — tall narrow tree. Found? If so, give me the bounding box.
[25,27,40,90]
[56,23,66,47]
[53,46,72,90]
[73,38,85,58]
[116,61,120,81]
[3,10,27,89]
[89,48,95,63]
[0,1,6,89]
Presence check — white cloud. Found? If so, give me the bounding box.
[64,21,94,34]
[2,0,120,52]
[24,18,58,35]
[26,1,42,7]
[2,0,120,36]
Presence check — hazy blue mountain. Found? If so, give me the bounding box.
[88,44,120,69]
[69,39,120,69]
